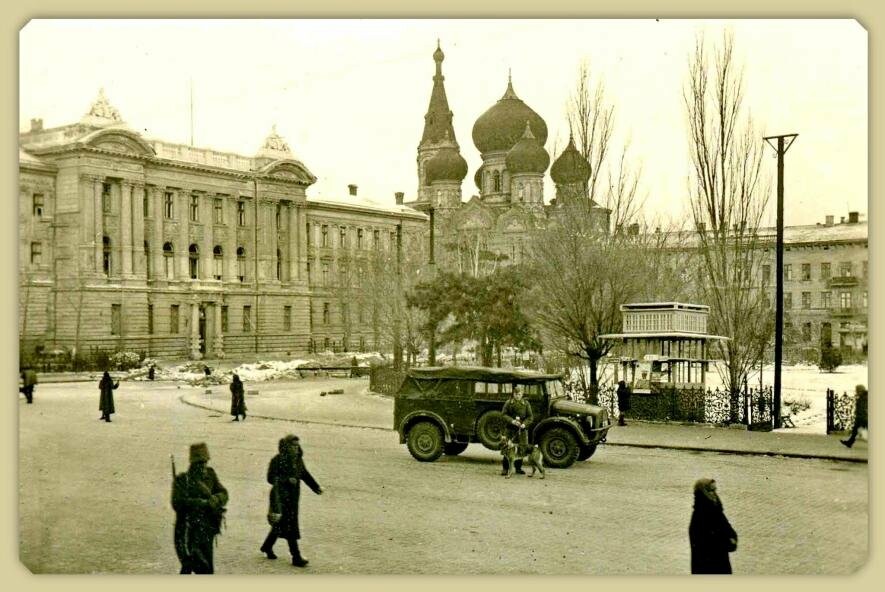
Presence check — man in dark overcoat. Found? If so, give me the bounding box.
[20,367,38,404]
[842,384,868,448]
[229,373,246,421]
[689,478,737,574]
[616,380,632,426]
[172,442,228,574]
[98,371,119,422]
[501,384,533,475]
[259,434,323,567]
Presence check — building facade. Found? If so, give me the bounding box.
[19,90,427,360]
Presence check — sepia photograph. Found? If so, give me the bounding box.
[17,18,868,575]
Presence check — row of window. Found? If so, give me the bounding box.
[308,302,367,326]
[781,290,868,310]
[111,304,295,336]
[763,261,868,282]
[308,224,393,250]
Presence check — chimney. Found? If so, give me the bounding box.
[848,211,859,224]
[348,184,358,197]
[394,192,404,205]
[30,118,43,132]
[825,215,834,226]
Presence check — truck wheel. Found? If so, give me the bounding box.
[578,443,598,461]
[539,427,580,468]
[444,442,469,456]
[477,411,507,450]
[406,421,444,462]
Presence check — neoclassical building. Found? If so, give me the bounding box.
[407,43,611,269]
[19,90,427,359]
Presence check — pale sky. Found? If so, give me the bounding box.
[19,19,867,227]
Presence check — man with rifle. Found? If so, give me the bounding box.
[171,443,228,574]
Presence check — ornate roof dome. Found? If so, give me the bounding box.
[472,76,547,154]
[505,121,550,175]
[551,134,591,184]
[425,146,468,185]
[474,165,484,191]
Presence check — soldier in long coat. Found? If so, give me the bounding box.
[229,374,246,421]
[259,434,322,567]
[172,442,228,574]
[689,478,737,574]
[98,371,119,422]
[501,384,533,475]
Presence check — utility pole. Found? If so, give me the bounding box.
[763,133,798,429]
[393,222,403,369]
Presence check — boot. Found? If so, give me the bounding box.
[515,459,525,475]
[291,542,309,567]
[841,439,854,448]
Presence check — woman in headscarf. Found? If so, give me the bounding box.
[689,478,737,574]
[229,373,246,421]
[259,434,323,567]
[98,371,119,422]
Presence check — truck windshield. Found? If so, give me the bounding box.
[546,380,565,399]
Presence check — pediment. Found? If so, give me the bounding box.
[83,128,155,157]
[258,159,317,186]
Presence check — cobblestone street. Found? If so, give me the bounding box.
[18,380,868,574]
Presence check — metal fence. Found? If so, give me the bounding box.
[826,388,855,433]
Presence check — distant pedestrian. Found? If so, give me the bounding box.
[172,442,228,574]
[20,367,38,404]
[148,364,156,381]
[98,371,119,422]
[260,434,323,567]
[230,374,246,421]
[616,380,631,426]
[689,478,737,574]
[204,365,212,377]
[841,384,868,448]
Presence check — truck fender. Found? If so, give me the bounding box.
[533,417,590,446]
[398,411,452,444]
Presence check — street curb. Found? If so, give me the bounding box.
[601,441,867,464]
[179,395,867,464]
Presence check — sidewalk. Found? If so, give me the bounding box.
[179,382,868,464]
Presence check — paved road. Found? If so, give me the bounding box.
[18,379,868,574]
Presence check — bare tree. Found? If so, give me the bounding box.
[684,31,773,421]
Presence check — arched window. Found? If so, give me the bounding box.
[144,241,151,277]
[163,242,174,279]
[236,247,246,282]
[493,171,501,192]
[213,245,223,280]
[276,248,283,281]
[102,236,111,275]
[188,244,199,279]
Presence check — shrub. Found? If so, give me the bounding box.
[783,396,811,416]
[110,351,142,371]
[819,346,843,373]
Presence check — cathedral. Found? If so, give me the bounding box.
[406,42,611,269]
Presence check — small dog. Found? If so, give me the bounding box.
[499,435,545,479]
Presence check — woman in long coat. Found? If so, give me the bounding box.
[259,434,322,567]
[229,374,246,421]
[98,371,119,422]
[689,478,737,574]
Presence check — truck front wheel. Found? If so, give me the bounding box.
[539,427,580,468]
[406,421,444,462]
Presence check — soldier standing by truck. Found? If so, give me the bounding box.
[501,385,533,475]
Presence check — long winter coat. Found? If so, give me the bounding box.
[502,396,533,449]
[172,464,228,573]
[616,383,632,411]
[854,388,868,428]
[689,493,737,574]
[229,378,246,417]
[266,450,321,541]
[98,374,119,415]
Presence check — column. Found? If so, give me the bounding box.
[120,181,133,277]
[177,189,189,279]
[152,186,164,280]
[132,183,145,280]
[214,302,224,358]
[200,193,213,280]
[190,303,201,359]
[288,202,298,282]
[256,200,267,281]
[93,177,104,275]
[80,175,96,273]
[226,196,238,282]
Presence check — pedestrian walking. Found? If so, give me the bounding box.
[260,434,323,567]
[98,371,119,422]
[20,367,38,404]
[689,478,737,574]
[616,380,631,426]
[230,373,246,421]
[841,384,868,448]
[172,443,228,574]
[148,364,156,381]
[501,384,533,475]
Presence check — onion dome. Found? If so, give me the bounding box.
[472,75,548,153]
[425,146,468,184]
[474,165,484,191]
[505,121,550,174]
[551,133,591,184]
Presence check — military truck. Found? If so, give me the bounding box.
[393,366,611,468]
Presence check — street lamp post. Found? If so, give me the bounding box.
[763,133,798,429]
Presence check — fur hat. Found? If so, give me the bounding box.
[189,442,210,463]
